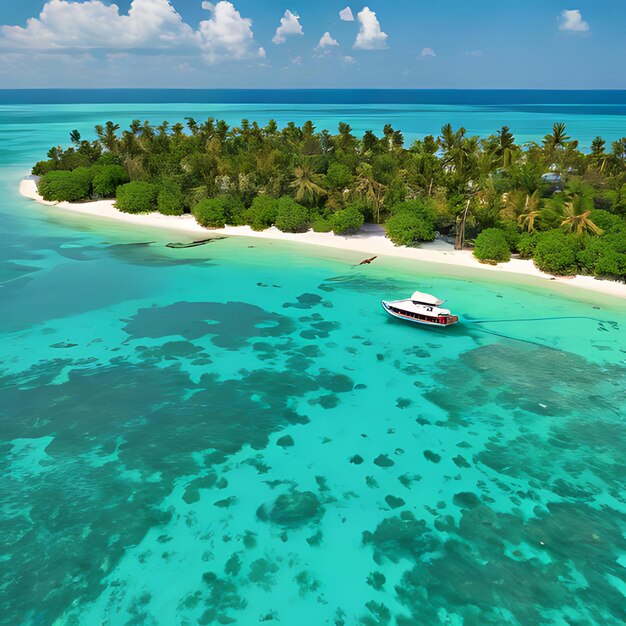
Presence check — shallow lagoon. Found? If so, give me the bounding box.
[1,101,625,625]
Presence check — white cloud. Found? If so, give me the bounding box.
[420,47,436,58]
[342,55,355,64]
[291,56,302,65]
[198,1,264,62]
[317,31,338,49]
[558,9,590,33]
[339,7,354,22]
[353,7,388,50]
[272,10,303,44]
[0,0,264,63]
[465,50,483,57]
[0,0,195,50]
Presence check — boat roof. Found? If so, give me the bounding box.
[411,291,445,306]
[387,299,451,316]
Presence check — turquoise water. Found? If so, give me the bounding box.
[1,100,625,625]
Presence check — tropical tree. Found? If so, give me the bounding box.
[30,114,626,285]
[543,123,571,152]
[517,191,542,232]
[561,195,603,236]
[95,121,120,153]
[494,125,516,168]
[290,161,326,207]
[354,163,385,223]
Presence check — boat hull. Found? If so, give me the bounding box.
[381,301,459,327]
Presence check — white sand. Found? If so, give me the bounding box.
[19,178,626,300]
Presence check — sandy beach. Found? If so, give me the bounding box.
[19,178,626,299]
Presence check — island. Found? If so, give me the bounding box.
[22,118,626,295]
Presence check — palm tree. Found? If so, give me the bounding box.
[561,195,603,236]
[517,191,541,232]
[184,117,199,135]
[519,210,541,233]
[543,122,571,151]
[129,119,142,135]
[439,124,466,170]
[590,136,609,174]
[354,163,385,223]
[612,137,626,162]
[495,125,516,167]
[290,161,326,206]
[95,121,120,152]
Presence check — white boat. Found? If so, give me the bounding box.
[381,291,459,327]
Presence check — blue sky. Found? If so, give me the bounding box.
[0,0,625,89]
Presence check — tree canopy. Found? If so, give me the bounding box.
[32,119,626,281]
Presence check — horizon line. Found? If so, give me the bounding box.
[2,87,626,92]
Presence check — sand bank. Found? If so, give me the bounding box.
[20,178,626,299]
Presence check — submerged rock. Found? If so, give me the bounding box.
[257,489,324,527]
[385,495,406,509]
[423,450,441,463]
[363,512,433,563]
[453,492,481,509]
[374,454,395,468]
[276,435,295,448]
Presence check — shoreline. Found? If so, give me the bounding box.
[19,178,626,300]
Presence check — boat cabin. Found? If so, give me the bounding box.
[382,290,459,326]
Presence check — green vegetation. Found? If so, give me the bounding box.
[330,205,364,235]
[474,228,512,264]
[38,168,92,202]
[92,165,129,197]
[32,120,626,281]
[311,215,332,233]
[274,197,309,233]
[386,211,435,246]
[385,200,437,245]
[517,232,539,259]
[157,180,184,216]
[533,231,580,276]
[193,196,244,228]
[38,163,128,203]
[116,181,159,214]
[245,195,278,231]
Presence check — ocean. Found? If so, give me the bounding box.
[0,91,624,625]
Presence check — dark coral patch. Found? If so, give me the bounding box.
[374,454,395,468]
[299,320,340,339]
[311,394,340,409]
[452,492,481,509]
[318,371,354,393]
[366,571,386,591]
[453,455,471,468]
[362,512,434,564]
[198,571,245,624]
[257,489,324,528]
[248,558,279,590]
[423,450,441,463]
[160,341,204,360]
[183,474,218,504]
[282,293,323,309]
[123,301,294,348]
[214,496,238,508]
[385,495,405,509]
[0,356,343,623]
[276,435,295,448]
